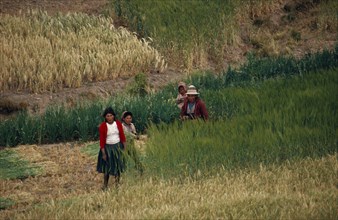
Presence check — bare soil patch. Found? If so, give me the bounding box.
[0,139,147,219]
[0,142,100,218]
[0,68,186,119]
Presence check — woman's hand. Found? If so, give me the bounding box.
[102,153,107,161]
[101,149,107,161]
[180,115,189,121]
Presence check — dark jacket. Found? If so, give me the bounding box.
[180,98,208,120]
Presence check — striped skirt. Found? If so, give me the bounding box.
[97,143,126,176]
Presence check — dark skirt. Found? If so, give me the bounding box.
[97,143,126,176]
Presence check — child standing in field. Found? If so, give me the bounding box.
[121,111,144,174]
[176,82,187,109]
[97,107,127,190]
[121,111,138,139]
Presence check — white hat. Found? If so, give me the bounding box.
[186,85,199,95]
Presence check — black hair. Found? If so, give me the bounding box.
[122,111,133,119]
[102,107,116,120]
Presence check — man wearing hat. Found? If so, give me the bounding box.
[180,85,208,120]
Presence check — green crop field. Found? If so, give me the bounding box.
[0,0,337,219]
[1,55,336,218]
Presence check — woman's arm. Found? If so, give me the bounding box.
[199,101,209,120]
[116,120,127,149]
[99,122,107,149]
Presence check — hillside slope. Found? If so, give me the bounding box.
[0,0,336,118]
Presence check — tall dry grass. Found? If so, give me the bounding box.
[235,0,338,58]
[11,153,337,219]
[0,10,166,93]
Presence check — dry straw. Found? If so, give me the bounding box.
[1,145,336,219]
[0,11,167,93]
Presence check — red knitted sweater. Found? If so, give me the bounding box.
[98,120,126,149]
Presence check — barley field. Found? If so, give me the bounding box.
[0,11,166,93]
[1,66,337,219]
[1,143,336,219]
[1,1,337,219]
[1,0,336,93]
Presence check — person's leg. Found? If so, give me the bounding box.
[114,175,120,188]
[103,174,109,190]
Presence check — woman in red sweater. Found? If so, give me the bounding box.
[97,107,127,190]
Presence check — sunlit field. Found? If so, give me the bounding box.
[1,148,336,219]
[1,66,337,219]
[0,11,166,93]
[112,0,338,70]
[1,0,337,219]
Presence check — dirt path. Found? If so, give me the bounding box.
[0,143,101,219]
[0,138,147,219]
[0,69,186,120]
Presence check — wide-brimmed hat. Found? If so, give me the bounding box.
[186,85,199,95]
